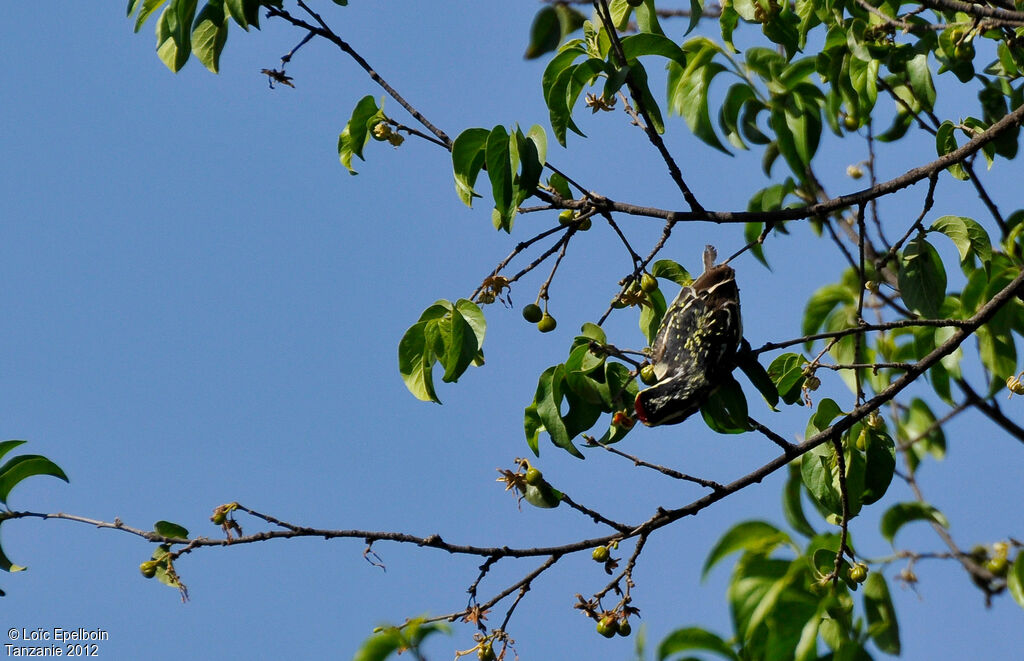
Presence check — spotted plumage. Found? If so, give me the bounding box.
[634,246,742,426]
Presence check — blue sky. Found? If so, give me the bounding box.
[1,2,1021,659]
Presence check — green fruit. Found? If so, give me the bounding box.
[843,114,859,131]
[617,620,632,637]
[640,273,658,293]
[848,564,868,583]
[525,466,543,486]
[592,546,610,562]
[537,313,557,333]
[596,616,619,638]
[558,209,575,225]
[140,561,159,578]
[477,642,496,661]
[522,303,543,323]
[523,482,561,508]
[639,364,658,385]
[954,42,975,60]
[578,216,592,231]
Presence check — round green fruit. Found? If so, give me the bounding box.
[640,273,658,293]
[592,546,610,562]
[577,215,592,231]
[954,43,975,60]
[522,303,544,323]
[140,561,159,578]
[537,314,557,333]
[596,617,618,638]
[985,555,1009,577]
[843,114,859,131]
[477,642,496,661]
[640,364,658,385]
[848,564,868,583]
[558,209,575,225]
[525,466,544,486]
[617,620,632,637]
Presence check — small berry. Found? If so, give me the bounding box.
[848,563,868,583]
[639,364,658,385]
[577,215,592,231]
[804,375,821,391]
[865,280,879,293]
[846,165,864,179]
[537,313,557,333]
[617,619,632,636]
[640,273,658,293]
[596,616,618,638]
[867,411,884,429]
[522,303,544,323]
[140,561,159,578]
[592,546,610,562]
[985,555,1009,577]
[558,210,575,225]
[477,642,496,661]
[524,466,544,486]
[843,114,859,131]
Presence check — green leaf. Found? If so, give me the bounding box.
[906,53,935,111]
[454,299,486,349]
[801,444,841,515]
[783,462,816,538]
[898,233,946,318]
[930,215,992,268]
[224,0,260,30]
[879,501,949,544]
[626,62,665,134]
[153,520,189,539]
[451,128,490,206]
[668,42,728,152]
[802,283,855,338]
[620,33,686,65]
[0,526,27,573]
[0,441,28,463]
[133,0,170,32]
[398,321,439,403]
[525,7,561,60]
[0,455,70,505]
[524,403,542,456]
[863,573,901,654]
[702,520,791,579]
[191,1,229,73]
[534,366,585,459]
[438,307,476,383]
[1008,553,1024,609]
[639,287,667,344]
[338,96,384,175]
[900,397,946,462]
[156,0,198,72]
[935,121,968,180]
[767,352,807,405]
[485,125,515,232]
[651,260,692,286]
[658,627,739,660]
[860,428,896,505]
[736,351,780,409]
[806,397,842,437]
[700,377,751,433]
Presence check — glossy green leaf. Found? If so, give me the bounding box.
[156,0,198,72]
[700,377,751,433]
[736,352,780,409]
[864,573,901,654]
[669,42,728,152]
[639,287,667,345]
[906,53,935,111]
[898,233,946,318]
[0,526,27,573]
[525,7,561,60]
[1008,553,1024,609]
[338,96,384,175]
[658,627,739,660]
[626,62,664,134]
[880,501,949,544]
[801,444,842,515]
[153,520,189,539]
[767,352,807,405]
[486,125,515,232]
[620,33,686,65]
[438,307,476,383]
[702,520,791,579]
[0,455,70,505]
[451,128,489,206]
[133,0,169,32]
[900,397,946,462]
[783,462,816,537]
[224,0,260,30]
[651,260,691,286]
[523,481,563,508]
[0,441,28,463]
[860,428,896,505]
[930,215,992,268]
[191,1,229,73]
[534,366,585,459]
[719,83,756,150]
[935,121,968,180]
[802,283,855,338]
[398,321,439,403]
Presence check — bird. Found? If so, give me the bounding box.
[634,245,742,426]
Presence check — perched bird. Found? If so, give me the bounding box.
[634,246,742,426]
